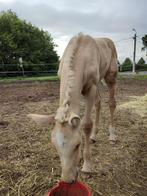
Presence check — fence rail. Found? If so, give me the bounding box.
[0,63,58,77]
[0,70,58,77]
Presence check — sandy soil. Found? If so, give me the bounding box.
[0,79,147,196]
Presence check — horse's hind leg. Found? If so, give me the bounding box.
[105,70,117,144]
[90,89,101,142]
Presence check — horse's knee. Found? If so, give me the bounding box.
[82,120,93,134]
[105,71,117,85]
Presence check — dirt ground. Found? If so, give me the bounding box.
[0,78,147,196]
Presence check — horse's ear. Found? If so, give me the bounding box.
[27,114,55,126]
[69,113,81,128]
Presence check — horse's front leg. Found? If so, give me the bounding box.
[105,70,117,144]
[90,89,101,142]
[82,85,96,172]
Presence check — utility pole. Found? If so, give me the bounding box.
[132,29,137,73]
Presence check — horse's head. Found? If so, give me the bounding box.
[52,112,81,183]
[28,110,82,183]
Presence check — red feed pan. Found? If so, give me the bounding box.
[48,181,91,196]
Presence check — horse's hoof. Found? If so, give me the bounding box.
[81,163,92,173]
[90,138,96,144]
[90,135,97,143]
[81,168,92,173]
[109,140,117,145]
[109,133,117,143]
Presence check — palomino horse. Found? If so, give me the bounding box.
[28,33,117,183]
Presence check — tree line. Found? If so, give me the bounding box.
[0,10,59,76]
[119,34,147,72]
[119,57,147,72]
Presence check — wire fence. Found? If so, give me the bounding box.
[0,63,147,77]
[0,33,146,77]
[0,63,59,77]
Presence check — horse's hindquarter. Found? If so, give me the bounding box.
[94,38,117,79]
[78,37,115,91]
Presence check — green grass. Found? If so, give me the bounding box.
[0,74,147,83]
[0,75,59,83]
[117,74,126,80]
[132,75,147,80]
[118,74,147,80]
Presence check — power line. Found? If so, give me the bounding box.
[136,39,143,43]
[137,33,147,37]
[115,33,147,44]
[115,37,132,43]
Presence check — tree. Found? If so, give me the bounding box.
[142,35,147,51]
[137,57,145,65]
[121,58,133,71]
[122,58,133,67]
[0,10,59,70]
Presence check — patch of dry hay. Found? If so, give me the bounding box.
[119,94,147,117]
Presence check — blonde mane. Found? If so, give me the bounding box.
[55,33,83,123]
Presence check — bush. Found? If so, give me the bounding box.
[136,64,147,71]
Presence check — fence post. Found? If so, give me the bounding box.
[19,57,25,77]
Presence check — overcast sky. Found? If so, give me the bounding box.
[0,0,147,62]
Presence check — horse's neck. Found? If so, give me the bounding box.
[59,66,83,115]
